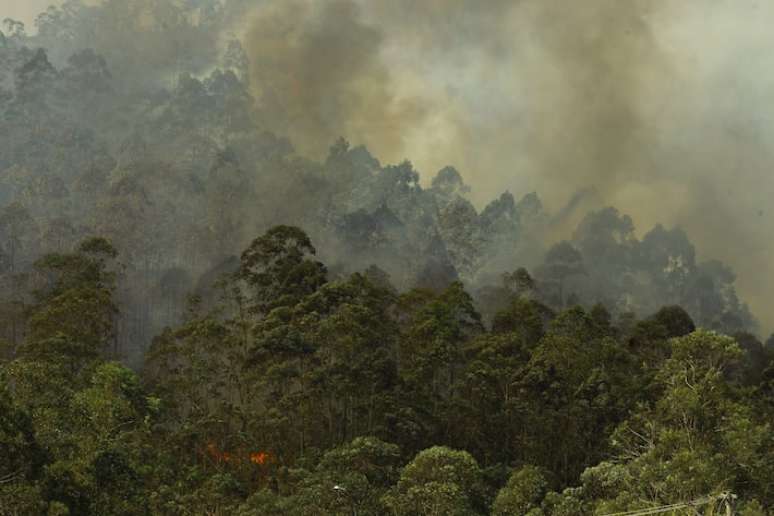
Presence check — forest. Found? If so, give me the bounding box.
[1,1,773,515]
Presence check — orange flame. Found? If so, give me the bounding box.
[205,442,272,466]
[250,451,270,465]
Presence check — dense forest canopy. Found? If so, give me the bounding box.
[0,1,773,514]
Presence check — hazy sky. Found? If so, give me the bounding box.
[5,0,774,333]
[2,0,56,29]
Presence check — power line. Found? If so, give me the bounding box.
[601,492,734,516]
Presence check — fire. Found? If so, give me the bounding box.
[205,442,272,466]
[250,451,270,465]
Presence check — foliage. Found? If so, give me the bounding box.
[0,2,768,513]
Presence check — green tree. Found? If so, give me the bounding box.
[298,274,399,446]
[492,465,548,516]
[275,437,401,516]
[536,241,585,308]
[69,362,154,515]
[0,385,47,515]
[384,446,486,516]
[23,237,119,366]
[398,282,483,448]
[491,297,550,340]
[144,295,251,481]
[582,330,773,511]
[238,225,327,314]
[459,330,534,463]
[519,306,639,485]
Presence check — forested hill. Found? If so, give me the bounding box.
[0,2,772,514]
[0,2,758,366]
[1,227,773,513]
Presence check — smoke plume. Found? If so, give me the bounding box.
[5,0,773,333]
[239,0,774,333]
[244,0,427,159]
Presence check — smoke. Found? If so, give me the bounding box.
[239,0,774,333]
[3,0,772,332]
[2,0,55,30]
[242,0,671,203]
[244,0,427,159]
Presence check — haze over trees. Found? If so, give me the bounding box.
[0,1,772,514]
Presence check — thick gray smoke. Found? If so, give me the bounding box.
[244,0,428,160]
[239,0,774,333]
[4,0,773,333]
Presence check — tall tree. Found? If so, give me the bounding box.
[238,225,327,315]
